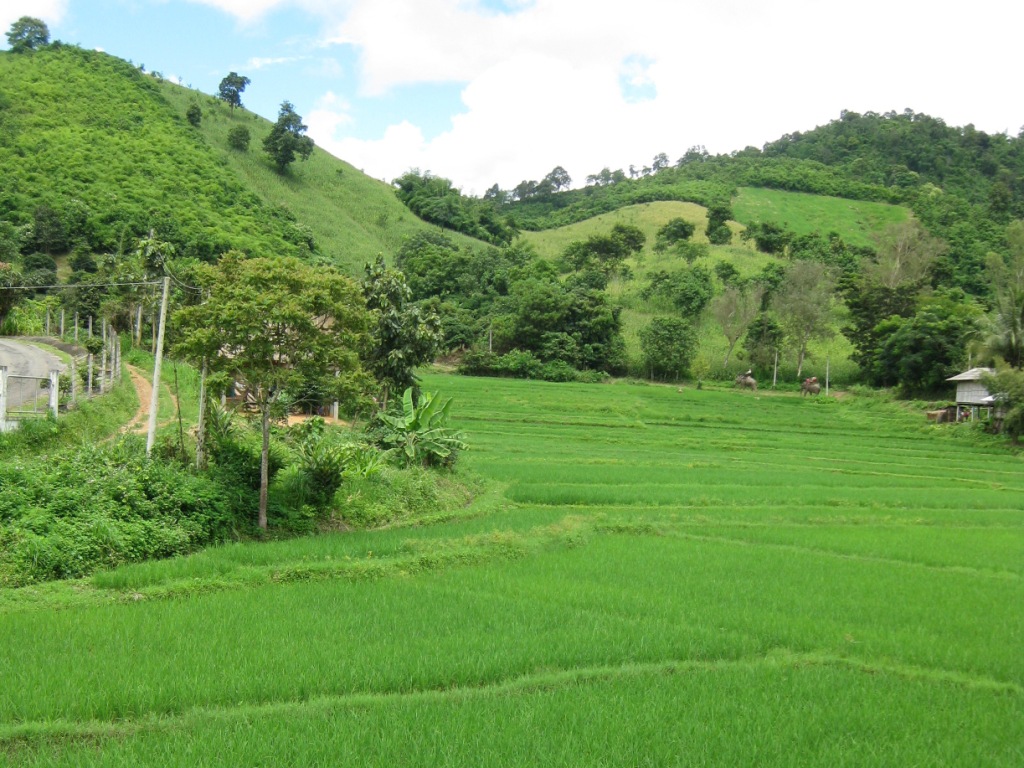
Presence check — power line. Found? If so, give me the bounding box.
[0,280,165,291]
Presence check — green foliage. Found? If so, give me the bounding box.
[653,217,696,252]
[640,316,698,380]
[0,45,309,261]
[705,200,734,245]
[871,289,984,393]
[362,255,443,400]
[984,221,1024,369]
[227,124,251,152]
[982,367,1024,441]
[185,102,202,127]
[743,312,784,374]
[742,220,793,254]
[0,440,241,586]
[641,265,714,319]
[174,253,369,527]
[217,72,250,112]
[5,16,49,52]
[393,170,516,245]
[375,388,467,468]
[562,223,645,274]
[263,101,315,173]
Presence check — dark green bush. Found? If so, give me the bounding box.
[0,439,244,586]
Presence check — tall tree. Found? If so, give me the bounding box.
[542,166,572,193]
[217,72,251,112]
[711,285,764,368]
[771,261,837,378]
[6,17,49,52]
[174,253,368,529]
[871,289,983,393]
[0,262,27,329]
[843,219,944,377]
[263,101,315,173]
[640,316,697,381]
[984,221,1024,368]
[362,256,443,405]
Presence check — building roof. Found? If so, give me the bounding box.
[946,367,995,382]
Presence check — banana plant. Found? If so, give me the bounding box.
[378,388,467,468]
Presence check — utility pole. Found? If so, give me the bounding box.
[146,276,170,456]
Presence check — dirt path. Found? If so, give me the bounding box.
[119,364,179,435]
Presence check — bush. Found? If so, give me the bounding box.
[0,440,243,586]
[227,125,251,151]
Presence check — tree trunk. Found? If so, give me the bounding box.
[259,403,270,530]
[722,337,739,369]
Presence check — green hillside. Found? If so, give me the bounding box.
[157,82,482,271]
[732,187,908,248]
[0,44,473,274]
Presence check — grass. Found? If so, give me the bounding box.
[732,187,909,248]
[0,374,1021,765]
[157,82,483,275]
[519,200,869,381]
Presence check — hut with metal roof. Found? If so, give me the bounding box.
[946,367,995,421]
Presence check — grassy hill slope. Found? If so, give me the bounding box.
[157,82,483,272]
[0,45,477,275]
[520,195,904,381]
[732,187,908,248]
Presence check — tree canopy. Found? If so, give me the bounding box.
[6,17,49,52]
[217,72,251,112]
[263,101,315,173]
[174,253,368,528]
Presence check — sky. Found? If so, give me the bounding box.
[3,0,1022,195]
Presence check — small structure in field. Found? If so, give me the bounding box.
[946,367,995,421]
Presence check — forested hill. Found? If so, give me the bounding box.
[482,110,1022,296]
[0,44,452,273]
[759,110,1023,212]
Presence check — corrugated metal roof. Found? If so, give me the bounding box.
[946,367,995,382]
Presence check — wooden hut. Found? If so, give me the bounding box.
[946,367,995,421]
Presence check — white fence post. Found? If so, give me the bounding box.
[0,366,8,429]
[49,370,59,418]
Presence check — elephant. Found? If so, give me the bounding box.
[801,377,821,396]
[735,373,757,391]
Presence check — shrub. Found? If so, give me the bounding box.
[227,125,251,151]
[0,440,242,586]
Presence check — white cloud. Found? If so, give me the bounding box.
[69,0,1017,194]
[183,0,292,24]
[1,0,68,30]
[304,0,1022,194]
[246,55,301,70]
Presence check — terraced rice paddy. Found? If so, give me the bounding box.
[1,376,1021,766]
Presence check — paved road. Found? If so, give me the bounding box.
[0,339,66,410]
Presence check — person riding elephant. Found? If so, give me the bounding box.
[801,376,821,396]
[735,372,757,391]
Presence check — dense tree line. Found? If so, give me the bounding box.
[393,170,517,245]
[394,232,625,381]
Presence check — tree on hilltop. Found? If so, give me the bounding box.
[263,101,315,173]
[6,17,49,52]
[218,72,251,112]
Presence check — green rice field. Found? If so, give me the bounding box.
[1,375,1021,766]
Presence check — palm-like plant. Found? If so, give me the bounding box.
[378,388,467,468]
